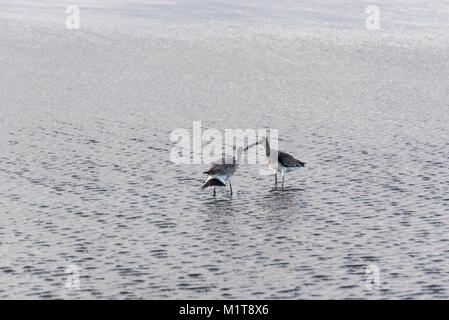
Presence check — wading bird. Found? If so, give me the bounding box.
[255,137,305,189]
[202,144,255,196]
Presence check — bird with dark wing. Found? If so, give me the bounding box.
[255,137,305,189]
[201,142,256,196]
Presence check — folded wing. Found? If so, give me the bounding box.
[278,151,305,168]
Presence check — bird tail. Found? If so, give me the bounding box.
[202,177,226,190]
[297,160,305,167]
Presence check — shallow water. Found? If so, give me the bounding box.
[1,1,449,299]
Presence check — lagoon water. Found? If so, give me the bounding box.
[1,1,449,299]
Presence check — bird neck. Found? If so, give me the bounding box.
[264,139,270,157]
[233,148,243,163]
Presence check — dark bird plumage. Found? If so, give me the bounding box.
[203,163,236,176]
[201,145,254,196]
[278,151,305,168]
[201,177,226,190]
[255,137,306,189]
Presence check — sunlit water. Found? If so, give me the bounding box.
[0,1,449,299]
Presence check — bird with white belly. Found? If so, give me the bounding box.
[255,137,305,189]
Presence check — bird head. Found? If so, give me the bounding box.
[253,137,270,157]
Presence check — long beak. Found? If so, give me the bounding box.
[244,141,259,151]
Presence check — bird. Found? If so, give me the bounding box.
[255,137,305,189]
[201,143,255,196]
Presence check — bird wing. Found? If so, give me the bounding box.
[203,163,222,175]
[278,151,305,167]
[202,176,226,189]
[203,163,235,176]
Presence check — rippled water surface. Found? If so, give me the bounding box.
[1,1,449,299]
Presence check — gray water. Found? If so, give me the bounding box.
[1,1,449,299]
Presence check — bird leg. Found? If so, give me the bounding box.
[213,187,216,196]
[229,180,233,196]
[274,173,277,185]
[281,172,285,190]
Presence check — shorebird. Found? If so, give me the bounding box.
[255,137,305,189]
[201,144,255,196]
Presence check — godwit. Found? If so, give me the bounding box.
[201,144,255,196]
[255,137,305,189]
